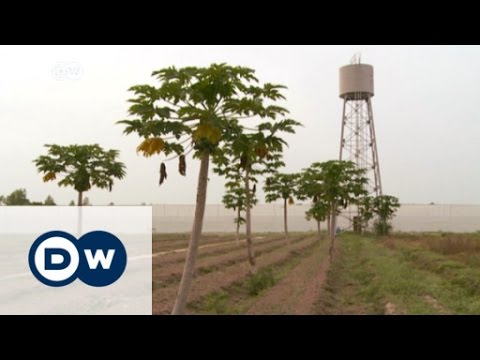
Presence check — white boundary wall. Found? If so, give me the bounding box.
[153,204,480,233]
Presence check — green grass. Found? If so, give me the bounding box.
[318,233,480,314]
[196,268,279,314]
[245,268,276,296]
[199,291,232,314]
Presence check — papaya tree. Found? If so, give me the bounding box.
[214,127,297,273]
[372,195,400,235]
[297,163,327,241]
[222,172,257,245]
[264,172,300,246]
[316,160,368,259]
[34,144,126,206]
[118,63,295,314]
[305,199,329,241]
[357,195,375,233]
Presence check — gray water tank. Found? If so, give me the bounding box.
[339,64,374,100]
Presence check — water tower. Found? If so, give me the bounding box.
[339,54,382,196]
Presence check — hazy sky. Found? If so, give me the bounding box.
[0,45,479,205]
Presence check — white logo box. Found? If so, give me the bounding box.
[0,206,152,315]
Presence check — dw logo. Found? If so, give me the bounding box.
[28,230,127,287]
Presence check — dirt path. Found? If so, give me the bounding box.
[246,244,330,315]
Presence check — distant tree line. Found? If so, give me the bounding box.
[0,189,97,206]
[0,188,56,206]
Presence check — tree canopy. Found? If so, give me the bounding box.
[264,172,300,204]
[44,195,56,205]
[33,144,126,201]
[4,188,30,205]
[119,63,298,183]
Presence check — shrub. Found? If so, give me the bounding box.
[374,220,392,236]
[245,268,276,296]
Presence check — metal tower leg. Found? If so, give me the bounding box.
[340,97,382,197]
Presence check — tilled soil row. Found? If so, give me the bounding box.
[246,242,330,314]
[153,234,289,267]
[188,240,322,314]
[153,234,236,252]
[153,236,318,314]
[153,234,310,287]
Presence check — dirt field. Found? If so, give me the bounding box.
[153,232,480,315]
[152,232,330,314]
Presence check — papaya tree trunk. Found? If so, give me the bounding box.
[317,220,321,242]
[77,191,83,236]
[329,203,337,260]
[78,191,83,207]
[244,167,256,274]
[327,214,331,238]
[172,152,210,315]
[332,211,337,238]
[235,207,240,245]
[284,197,290,249]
